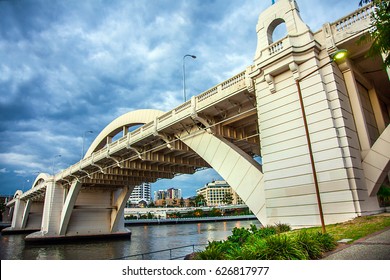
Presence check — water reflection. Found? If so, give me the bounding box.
[0,220,261,260]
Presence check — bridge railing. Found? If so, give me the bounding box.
[330,3,373,43]
[55,68,249,183]
[113,243,207,260]
[13,181,46,202]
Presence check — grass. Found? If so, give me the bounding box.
[302,214,390,243]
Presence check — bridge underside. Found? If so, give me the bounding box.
[8,87,262,241]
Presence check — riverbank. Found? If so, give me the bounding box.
[125,214,257,226]
[192,213,390,260]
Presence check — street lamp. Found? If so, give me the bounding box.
[52,154,61,176]
[183,54,196,102]
[295,49,347,234]
[81,130,93,159]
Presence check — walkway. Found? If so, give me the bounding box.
[324,227,390,260]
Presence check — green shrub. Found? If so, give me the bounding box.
[259,234,308,260]
[227,227,252,245]
[255,225,277,238]
[312,232,337,252]
[194,241,226,260]
[226,238,268,260]
[294,230,323,259]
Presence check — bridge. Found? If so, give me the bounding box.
[3,0,389,241]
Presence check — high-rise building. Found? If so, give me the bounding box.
[196,180,244,206]
[128,182,152,207]
[154,187,182,201]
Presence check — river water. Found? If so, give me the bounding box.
[0,220,260,260]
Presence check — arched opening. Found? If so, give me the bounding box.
[267,18,287,44]
[110,123,144,143]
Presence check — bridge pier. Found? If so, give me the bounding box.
[24,179,132,242]
[2,196,43,234]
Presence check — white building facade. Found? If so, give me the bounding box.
[197,180,244,206]
[128,182,152,206]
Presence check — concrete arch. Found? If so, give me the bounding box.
[31,173,50,189]
[180,129,267,225]
[267,18,286,44]
[13,190,23,199]
[85,109,164,157]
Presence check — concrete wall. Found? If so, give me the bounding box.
[252,0,383,228]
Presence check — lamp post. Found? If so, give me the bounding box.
[52,154,61,176]
[81,130,93,159]
[183,54,196,102]
[295,49,347,234]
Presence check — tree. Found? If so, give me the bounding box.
[148,201,155,208]
[195,194,206,207]
[179,197,185,207]
[188,197,196,207]
[222,192,233,205]
[359,0,390,67]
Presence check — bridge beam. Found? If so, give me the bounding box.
[142,151,210,168]
[59,180,82,235]
[120,160,197,174]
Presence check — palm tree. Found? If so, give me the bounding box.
[179,197,185,207]
[222,192,233,205]
[195,194,206,207]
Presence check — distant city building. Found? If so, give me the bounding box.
[154,187,182,201]
[196,180,244,206]
[154,197,191,207]
[127,182,152,207]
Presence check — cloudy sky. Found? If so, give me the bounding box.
[0,0,360,198]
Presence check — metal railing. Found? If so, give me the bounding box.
[112,243,208,260]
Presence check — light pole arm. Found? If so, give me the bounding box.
[182,54,196,102]
[297,59,333,82]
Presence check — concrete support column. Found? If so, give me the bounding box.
[59,180,82,235]
[10,198,26,229]
[40,179,65,235]
[340,61,372,156]
[122,126,128,136]
[110,186,132,232]
[369,87,387,134]
[20,199,32,229]
[179,128,266,224]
